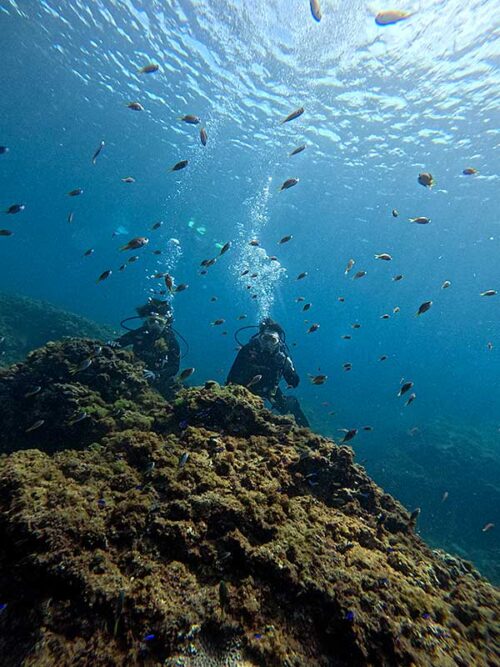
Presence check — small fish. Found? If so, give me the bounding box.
[351,323,361,329]
[343,362,352,371]
[25,419,45,433]
[6,203,25,214]
[91,140,105,165]
[310,0,322,22]
[398,381,414,397]
[70,357,93,375]
[178,452,190,468]
[120,237,149,251]
[249,239,260,246]
[393,306,400,314]
[219,241,231,255]
[121,176,136,183]
[405,393,416,406]
[363,426,373,432]
[295,296,305,302]
[393,274,403,281]
[303,303,311,311]
[118,264,127,272]
[338,297,345,302]
[339,428,358,443]
[482,522,495,532]
[139,63,159,74]
[463,167,478,175]
[180,115,200,124]
[290,144,306,156]
[375,253,392,261]
[307,323,320,333]
[175,283,189,293]
[480,290,497,297]
[280,178,299,191]
[409,216,431,225]
[0,229,13,236]
[380,314,390,320]
[416,301,432,316]
[487,341,493,350]
[280,107,304,124]
[379,355,388,361]
[164,274,174,292]
[441,280,451,289]
[246,374,263,388]
[152,250,162,255]
[237,314,247,320]
[68,411,88,425]
[83,248,94,257]
[344,259,355,275]
[212,319,225,326]
[67,211,74,224]
[210,296,218,302]
[353,271,366,280]
[441,491,449,503]
[240,269,250,276]
[0,146,9,154]
[127,101,144,111]
[341,335,351,340]
[310,374,327,385]
[200,127,208,146]
[178,367,195,381]
[68,188,83,197]
[417,172,435,188]
[97,269,112,283]
[297,272,308,280]
[128,255,139,263]
[392,209,399,217]
[375,10,413,26]
[151,221,163,230]
[409,507,421,523]
[279,235,293,244]
[171,160,188,171]
[24,386,42,398]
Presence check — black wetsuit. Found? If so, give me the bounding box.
[226,337,310,427]
[117,325,180,396]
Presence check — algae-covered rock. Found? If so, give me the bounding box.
[0,291,115,366]
[0,338,169,454]
[0,340,499,666]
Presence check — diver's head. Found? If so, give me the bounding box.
[145,313,169,335]
[136,299,173,323]
[259,317,285,339]
[259,329,281,353]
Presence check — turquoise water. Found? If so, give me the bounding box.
[1,1,499,579]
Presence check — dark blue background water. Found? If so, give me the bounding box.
[1,0,499,580]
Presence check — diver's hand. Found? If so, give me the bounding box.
[143,369,157,381]
[106,340,121,348]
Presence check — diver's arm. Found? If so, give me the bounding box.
[283,354,300,388]
[115,330,137,347]
[226,345,253,385]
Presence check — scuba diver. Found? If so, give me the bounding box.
[111,299,181,397]
[226,317,310,427]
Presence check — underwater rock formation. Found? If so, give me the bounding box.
[0,340,499,666]
[0,291,115,366]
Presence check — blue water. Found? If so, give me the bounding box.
[1,1,499,579]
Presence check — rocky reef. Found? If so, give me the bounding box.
[0,291,115,366]
[0,340,499,666]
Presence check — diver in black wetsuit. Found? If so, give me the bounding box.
[112,299,180,397]
[226,317,310,427]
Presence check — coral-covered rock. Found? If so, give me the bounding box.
[0,341,498,666]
